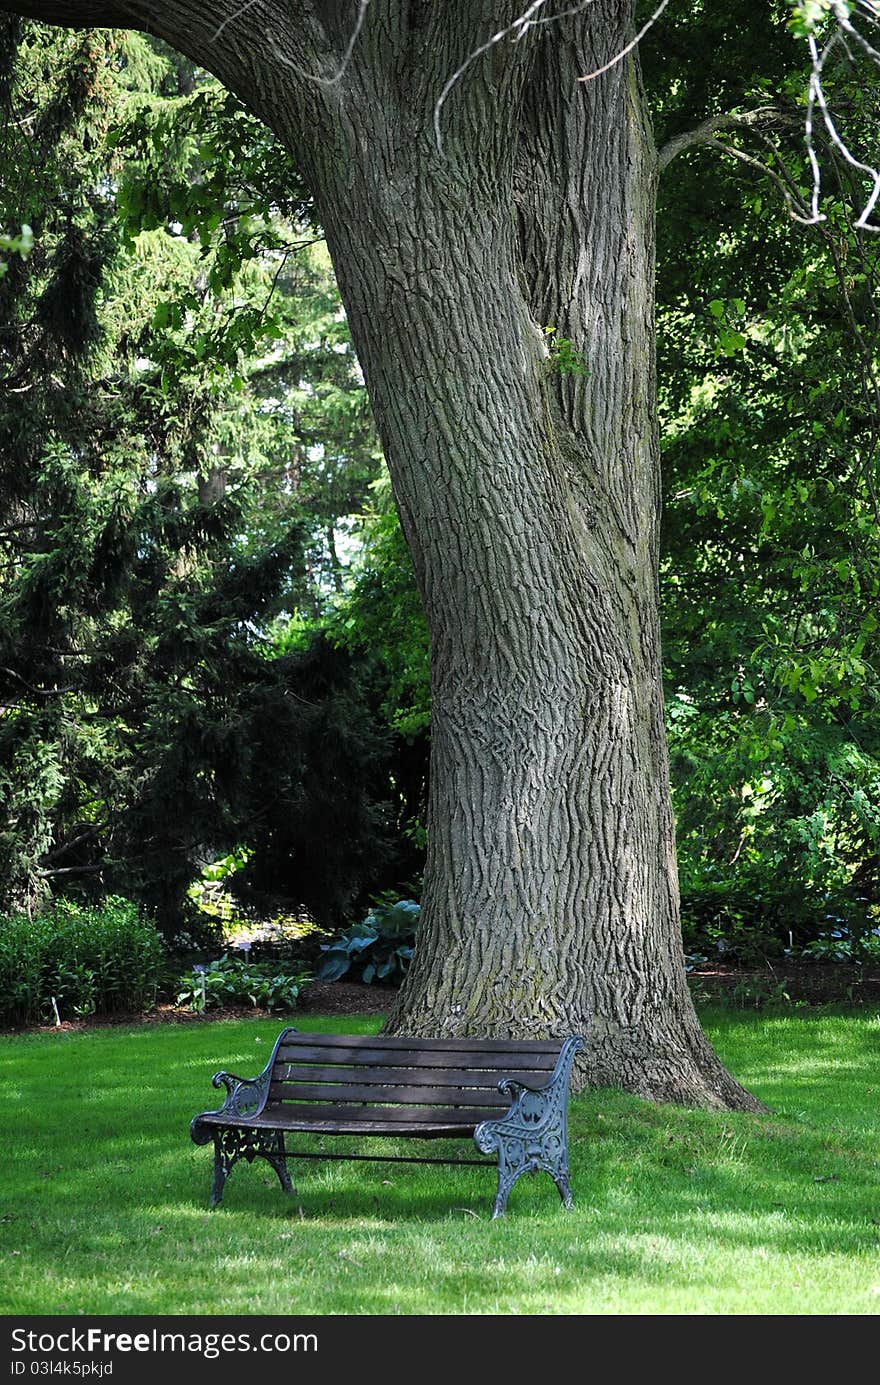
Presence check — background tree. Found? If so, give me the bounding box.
[646,0,880,960]
[0,19,410,932]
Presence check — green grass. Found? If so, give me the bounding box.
[1,1007,879,1315]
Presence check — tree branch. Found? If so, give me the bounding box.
[37,864,106,876]
[0,0,146,28]
[0,666,73,696]
[711,139,816,223]
[43,823,106,862]
[658,107,794,172]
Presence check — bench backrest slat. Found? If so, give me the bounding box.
[277,1033,561,1054]
[271,1063,553,1089]
[275,1043,557,1072]
[269,1080,514,1107]
[265,1031,563,1122]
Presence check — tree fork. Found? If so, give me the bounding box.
[0,0,763,1110]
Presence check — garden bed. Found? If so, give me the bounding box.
[4,962,880,1038]
[688,959,880,1007]
[0,980,391,1036]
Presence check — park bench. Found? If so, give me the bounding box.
[190,1027,584,1218]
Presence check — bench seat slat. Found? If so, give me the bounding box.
[265,1102,502,1125]
[274,1118,480,1137]
[276,1044,557,1070]
[196,1106,501,1134]
[268,1080,512,1106]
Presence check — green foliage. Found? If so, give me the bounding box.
[0,896,163,1025]
[645,0,880,953]
[542,325,588,377]
[0,221,32,277]
[801,926,880,963]
[728,976,793,1010]
[185,849,254,935]
[332,467,431,738]
[327,471,431,882]
[227,633,418,931]
[317,897,419,984]
[0,22,399,928]
[787,1,849,39]
[707,297,748,356]
[174,954,309,1013]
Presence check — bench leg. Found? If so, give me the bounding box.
[208,1129,297,1208]
[491,1151,524,1220]
[210,1132,233,1208]
[475,1038,583,1219]
[488,1139,574,1219]
[552,1169,574,1211]
[263,1134,296,1200]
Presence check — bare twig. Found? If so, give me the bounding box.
[577,0,672,83]
[264,0,370,90]
[433,0,597,155]
[800,8,880,231]
[836,7,880,63]
[211,0,261,42]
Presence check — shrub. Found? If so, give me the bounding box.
[317,897,419,985]
[0,897,164,1026]
[801,927,880,964]
[174,954,310,1013]
[679,872,880,964]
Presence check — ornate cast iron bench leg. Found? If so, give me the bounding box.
[192,1060,298,1208]
[474,1035,584,1219]
[210,1128,297,1208]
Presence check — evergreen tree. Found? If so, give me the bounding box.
[0,21,399,929]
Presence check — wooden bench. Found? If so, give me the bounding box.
[190,1028,584,1218]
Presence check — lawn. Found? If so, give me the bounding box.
[1,1008,879,1315]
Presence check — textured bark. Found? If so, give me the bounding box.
[0,0,762,1109]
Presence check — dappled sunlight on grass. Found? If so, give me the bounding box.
[1,1008,879,1313]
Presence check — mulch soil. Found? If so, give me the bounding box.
[689,959,880,1006]
[4,965,879,1038]
[1,980,391,1037]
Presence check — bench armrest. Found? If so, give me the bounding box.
[190,1028,298,1143]
[473,1036,584,1217]
[215,1068,271,1109]
[190,1069,272,1143]
[474,1035,584,1152]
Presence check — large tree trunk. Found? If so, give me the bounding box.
[273,2,757,1111]
[0,0,761,1109]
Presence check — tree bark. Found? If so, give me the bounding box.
[0,0,762,1109]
